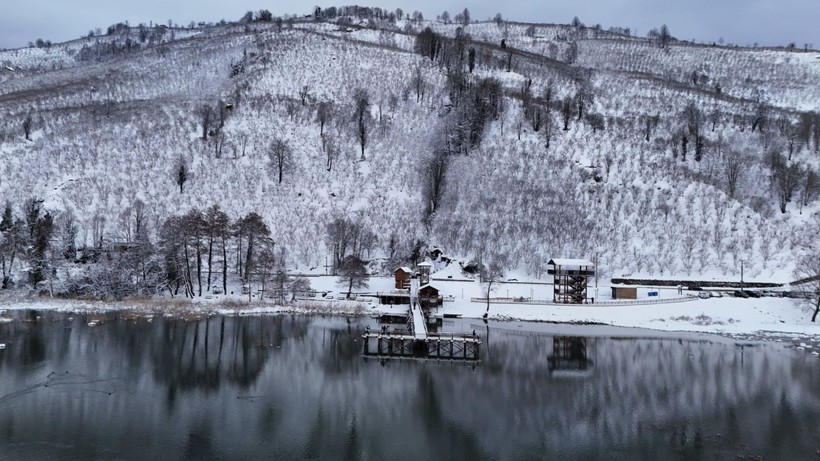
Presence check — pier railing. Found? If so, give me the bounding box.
[361,331,480,360]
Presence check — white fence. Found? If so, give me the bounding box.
[469,295,698,306]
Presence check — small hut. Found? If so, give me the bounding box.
[394,267,412,290]
[611,287,637,300]
[419,284,442,309]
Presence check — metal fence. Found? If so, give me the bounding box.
[469,295,698,306]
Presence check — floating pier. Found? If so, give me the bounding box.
[363,277,480,361]
[361,331,480,360]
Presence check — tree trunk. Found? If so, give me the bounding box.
[221,235,228,295]
[812,297,820,322]
[183,239,194,298]
[196,236,202,297]
[483,280,493,318]
[207,236,213,292]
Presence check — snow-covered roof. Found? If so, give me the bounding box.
[419,284,438,291]
[395,267,413,273]
[548,258,595,267]
[417,262,433,267]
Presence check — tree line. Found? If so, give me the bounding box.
[0,200,393,302]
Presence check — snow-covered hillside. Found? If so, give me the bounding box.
[0,9,818,296]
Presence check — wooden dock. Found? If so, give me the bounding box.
[364,283,480,361]
[361,331,480,360]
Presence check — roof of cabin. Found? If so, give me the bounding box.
[548,258,595,267]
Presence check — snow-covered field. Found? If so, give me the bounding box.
[2,267,817,341]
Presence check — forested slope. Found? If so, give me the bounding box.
[0,7,818,298]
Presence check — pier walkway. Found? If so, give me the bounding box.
[409,303,428,340]
[362,303,479,360]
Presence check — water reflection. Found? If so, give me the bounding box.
[0,312,819,460]
[548,336,593,374]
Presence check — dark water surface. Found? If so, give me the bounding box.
[1,310,819,460]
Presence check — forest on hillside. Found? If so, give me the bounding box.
[0,5,819,301]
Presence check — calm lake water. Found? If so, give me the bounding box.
[1,310,819,460]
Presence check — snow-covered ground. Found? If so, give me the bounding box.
[2,266,816,340]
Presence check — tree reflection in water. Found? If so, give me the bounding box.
[0,312,819,461]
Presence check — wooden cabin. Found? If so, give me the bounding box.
[394,267,412,290]
[419,284,442,308]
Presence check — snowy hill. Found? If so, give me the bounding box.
[0,8,818,297]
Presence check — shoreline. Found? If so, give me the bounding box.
[1,292,819,341]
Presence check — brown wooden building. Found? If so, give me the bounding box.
[419,284,442,309]
[611,286,637,300]
[394,267,412,290]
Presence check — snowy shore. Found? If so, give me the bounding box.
[1,286,817,340]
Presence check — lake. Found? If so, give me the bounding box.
[1,310,819,460]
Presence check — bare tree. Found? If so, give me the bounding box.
[322,133,339,172]
[182,208,206,296]
[724,148,743,199]
[22,114,33,140]
[174,155,189,193]
[298,84,311,106]
[751,101,769,133]
[768,151,802,213]
[216,99,229,130]
[564,42,578,64]
[543,111,555,150]
[800,169,819,211]
[0,203,24,289]
[480,258,504,319]
[543,83,555,149]
[561,96,573,130]
[460,8,470,25]
[326,216,374,273]
[235,130,250,158]
[659,24,672,48]
[269,137,292,184]
[204,204,230,294]
[316,101,332,136]
[288,276,312,301]
[422,147,449,220]
[254,238,276,301]
[682,102,704,161]
[336,255,369,298]
[778,118,802,159]
[237,212,271,284]
[574,71,594,121]
[643,114,659,141]
[353,88,370,160]
[197,104,214,140]
[412,66,425,103]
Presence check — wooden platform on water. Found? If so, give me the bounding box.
[361,332,481,361]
